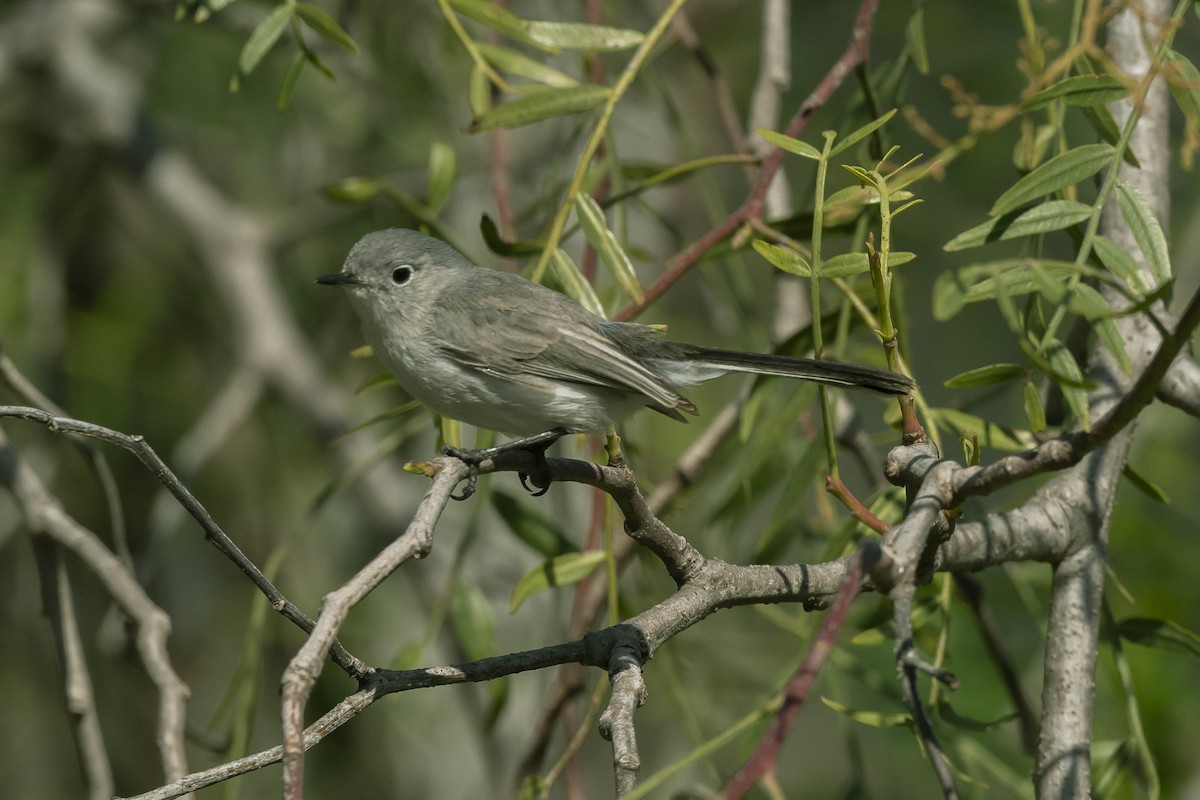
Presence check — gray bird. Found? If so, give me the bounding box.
[318,229,914,498]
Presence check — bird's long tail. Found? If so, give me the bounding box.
[673,346,916,396]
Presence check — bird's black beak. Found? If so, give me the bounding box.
[316,272,364,286]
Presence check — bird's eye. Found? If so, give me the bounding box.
[391,265,414,285]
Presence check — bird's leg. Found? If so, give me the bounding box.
[441,428,569,501]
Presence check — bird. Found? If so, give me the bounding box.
[318,229,914,499]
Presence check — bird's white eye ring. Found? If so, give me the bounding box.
[392,265,414,285]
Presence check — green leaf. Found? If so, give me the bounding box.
[549,249,605,317]
[906,6,929,75]
[821,697,911,728]
[1081,106,1140,167]
[1022,74,1128,110]
[1114,178,1171,287]
[1164,50,1200,120]
[476,42,578,87]
[492,491,578,558]
[1069,284,1130,374]
[449,0,545,47]
[1092,234,1153,294]
[756,128,822,161]
[237,4,293,77]
[295,2,359,53]
[752,239,810,277]
[509,551,606,613]
[1044,337,1089,430]
[944,200,1093,251]
[829,108,898,157]
[479,214,544,256]
[574,194,643,304]
[277,51,306,109]
[1024,380,1047,432]
[469,84,610,132]
[1121,463,1169,504]
[1117,617,1200,659]
[303,48,335,80]
[944,363,1027,388]
[822,185,915,227]
[1012,124,1057,172]
[324,177,379,203]
[926,407,1034,451]
[820,251,913,278]
[468,63,490,118]
[931,258,1115,320]
[426,142,456,214]
[451,582,496,663]
[989,143,1114,217]
[524,20,643,51]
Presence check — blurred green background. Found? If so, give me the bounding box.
[1,1,1198,798]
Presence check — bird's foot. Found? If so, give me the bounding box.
[440,428,568,501]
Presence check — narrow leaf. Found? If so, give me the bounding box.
[1114,178,1172,286]
[1022,74,1128,110]
[752,239,810,277]
[757,128,822,161]
[469,84,610,132]
[821,697,911,728]
[1024,380,1047,432]
[1081,106,1141,167]
[295,3,359,53]
[1117,617,1200,659]
[931,258,1116,320]
[549,249,606,317]
[820,251,913,278]
[492,491,578,558]
[1044,337,1090,430]
[1069,284,1130,373]
[468,64,490,119]
[829,108,899,157]
[509,551,607,613]
[1121,463,1169,504]
[1012,123,1057,172]
[927,407,1033,451]
[476,42,578,87]
[989,143,1114,217]
[324,177,379,203]
[480,214,544,256]
[524,20,643,51]
[906,6,929,75]
[944,200,1093,251]
[237,4,293,76]
[1164,50,1200,119]
[574,194,643,304]
[426,142,456,214]
[449,0,543,47]
[277,51,306,109]
[944,363,1027,388]
[451,582,496,662]
[1092,234,1152,294]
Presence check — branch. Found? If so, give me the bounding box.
[720,542,874,799]
[615,0,881,322]
[0,405,368,678]
[0,425,190,789]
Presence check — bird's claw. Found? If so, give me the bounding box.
[519,471,551,497]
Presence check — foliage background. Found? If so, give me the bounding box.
[1,1,1199,797]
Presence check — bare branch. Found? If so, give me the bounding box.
[0,405,368,678]
[0,425,190,790]
[599,649,648,796]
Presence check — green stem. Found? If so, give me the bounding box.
[811,133,839,479]
[1039,0,1189,349]
[531,0,690,282]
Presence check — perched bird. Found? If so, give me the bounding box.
[319,229,913,498]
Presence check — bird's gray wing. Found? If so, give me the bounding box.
[433,289,697,416]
